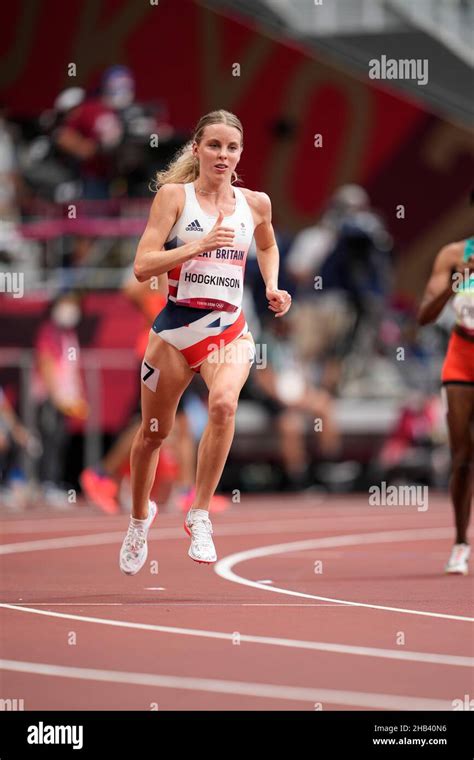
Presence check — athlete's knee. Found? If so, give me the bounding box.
[136,421,170,451]
[451,450,473,473]
[208,392,238,425]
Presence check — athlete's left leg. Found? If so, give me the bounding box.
[442,383,474,574]
[445,384,474,544]
[193,334,255,510]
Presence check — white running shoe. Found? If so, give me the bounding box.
[120,501,157,576]
[445,543,470,575]
[184,508,217,564]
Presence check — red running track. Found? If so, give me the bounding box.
[0,493,472,711]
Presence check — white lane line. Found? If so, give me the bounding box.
[0,517,452,555]
[0,518,378,555]
[0,604,471,667]
[0,513,400,534]
[1,603,345,608]
[0,531,134,555]
[214,528,474,623]
[0,659,454,710]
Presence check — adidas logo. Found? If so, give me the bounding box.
[185,219,204,232]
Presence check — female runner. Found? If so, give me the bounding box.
[120,109,291,573]
[418,236,474,574]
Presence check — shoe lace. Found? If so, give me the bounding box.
[452,546,466,562]
[124,524,146,555]
[191,518,213,544]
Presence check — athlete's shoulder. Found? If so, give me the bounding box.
[155,182,186,200]
[240,188,271,221]
[240,187,270,207]
[151,182,186,218]
[435,241,464,269]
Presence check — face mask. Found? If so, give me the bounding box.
[104,77,134,110]
[52,303,81,329]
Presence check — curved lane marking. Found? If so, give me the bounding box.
[214,527,474,622]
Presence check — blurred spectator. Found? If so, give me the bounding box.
[0,385,42,509]
[0,105,27,268]
[250,315,340,490]
[56,70,124,200]
[109,67,176,197]
[0,105,19,221]
[21,87,85,204]
[52,66,180,267]
[55,64,177,201]
[54,70,126,268]
[286,184,392,391]
[32,290,88,507]
[286,185,370,291]
[373,391,448,487]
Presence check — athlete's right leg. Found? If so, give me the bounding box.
[444,384,474,545]
[130,330,193,519]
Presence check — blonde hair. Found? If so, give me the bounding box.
[153,110,243,190]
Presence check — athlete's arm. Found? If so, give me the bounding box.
[134,185,200,281]
[254,193,279,289]
[134,185,234,281]
[417,244,459,325]
[253,192,291,318]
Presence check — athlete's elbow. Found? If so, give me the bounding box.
[133,260,147,282]
[416,310,426,326]
[417,306,430,326]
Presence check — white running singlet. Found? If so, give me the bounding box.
[166,182,255,312]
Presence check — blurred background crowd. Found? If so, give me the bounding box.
[0,0,472,512]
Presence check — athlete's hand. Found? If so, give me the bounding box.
[266,286,292,317]
[199,210,235,252]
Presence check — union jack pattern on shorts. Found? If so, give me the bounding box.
[152,299,249,372]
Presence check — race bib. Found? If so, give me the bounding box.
[175,259,243,312]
